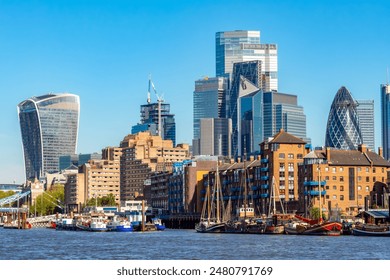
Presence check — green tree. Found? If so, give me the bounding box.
[0,191,15,200]
[310,207,326,220]
[30,185,65,216]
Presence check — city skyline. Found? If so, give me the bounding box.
[1,1,389,183]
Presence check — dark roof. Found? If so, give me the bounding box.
[315,149,390,167]
[268,129,306,145]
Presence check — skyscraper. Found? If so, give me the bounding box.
[132,78,176,146]
[17,93,80,180]
[229,61,262,156]
[356,99,375,151]
[216,30,278,92]
[381,84,390,160]
[263,91,309,142]
[237,76,263,155]
[325,86,362,150]
[193,77,229,156]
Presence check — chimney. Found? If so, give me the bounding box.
[326,147,331,162]
[230,158,234,164]
[249,155,254,161]
[378,147,383,158]
[257,155,261,160]
[358,144,367,154]
[237,157,241,163]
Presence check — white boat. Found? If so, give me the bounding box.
[77,216,108,232]
[107,216,133,232]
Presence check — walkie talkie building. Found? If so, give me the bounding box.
[325,86,362,150]
[17,93,80,180]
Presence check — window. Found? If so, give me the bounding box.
[366,177,369,182]
[297,154,303,159]
[373,167,376,173]
[279,153,285,159]
[288,153,294,159]
[326,185,330,190]
[332,195,337,200]
[358,176,361,182]
[332,167,336,173]
[332,176,337,180]
[340,195,344,201]
[339,167,344,172]
[373,177,376,182]
[333,186,337,190]
[325,176,329,180]
[358,185,362,191]
[340,176,344,182]
[366,167,369,172]
[365,186,369,192]
[340,186,344,191]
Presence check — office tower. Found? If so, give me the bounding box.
[132,102,176,146]
[17,93,80,180]
[59,153,102,171]
[199,118,232,157]
[356,100,375,151]
[237,76,263,155]
[193,77,229,155]
[216,30,278,92]
[229,61,262,156]
[381,84,390,159]
[325,86,362,150]
[263,91,309,142]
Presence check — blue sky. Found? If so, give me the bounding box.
[1,0,389,183]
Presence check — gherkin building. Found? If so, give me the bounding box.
[325,86,362,150]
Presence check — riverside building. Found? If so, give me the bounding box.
[17,93,80,181]
[298,145,390,216]
[119,132,190,202]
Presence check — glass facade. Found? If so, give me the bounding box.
[18,94,80,180]
[193,77,227,140]
[325,86,362,150]
[132,102,176,146]
[215,30,278,92]
[356,99,375,151]
[381,84,390,159]
[229,61,262,156]
[263,91,308,142]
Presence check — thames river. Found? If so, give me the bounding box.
[1,227,390,260]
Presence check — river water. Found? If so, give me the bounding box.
[1,227,390,260]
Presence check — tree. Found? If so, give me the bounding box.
[310,207,326,220]
[30,185,65,216]
[0,191,15,200]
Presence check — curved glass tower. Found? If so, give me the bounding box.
[17,93,80,180]
[325,86,362,150]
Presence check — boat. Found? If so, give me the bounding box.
[352,223,390,236]
[152,218,166,231]
[76,215,108,232]
[107,216,133,232]
[263,177,289,234]
[285,164,342,236]
[196,162,226,233]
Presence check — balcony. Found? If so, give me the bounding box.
[304,190,327,196]
[260,167,269,172]
[261,158,269,163]
[260,176,269,181]
[304,180,326,186]
[260,194,269,198]
[251,186,259,191]
[261,184,269,189]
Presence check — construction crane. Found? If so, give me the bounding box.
[147,74,164,138]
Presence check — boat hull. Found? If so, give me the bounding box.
[352,224,390,236]
[285,221,342,236]
[196,222,225,233]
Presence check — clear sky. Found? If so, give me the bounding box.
[1,0,389,184]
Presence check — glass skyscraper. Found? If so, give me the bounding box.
[192,77,229,156]
[132,102,176,146]
[381,84,390,160]
[17,93,80,180]
[325,86,362,150]
[215,30,278,92]
[229,61,262,156]
[356,99,375,151]
[263,91,309,143]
